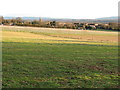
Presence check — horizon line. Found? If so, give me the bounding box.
[0,15,118,20]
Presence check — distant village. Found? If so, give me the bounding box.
[0,16,119,31]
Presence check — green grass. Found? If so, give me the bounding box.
[3,42,119,88]
[2,26,119,88]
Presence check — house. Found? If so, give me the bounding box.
[89,25,96,29]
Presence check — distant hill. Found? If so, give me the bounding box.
[96,16,118,20]
[3,16,118,23]
[4,17,52,20]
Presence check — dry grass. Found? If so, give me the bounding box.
[1,26,118,45]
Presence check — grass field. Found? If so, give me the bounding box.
[2,26,119,88]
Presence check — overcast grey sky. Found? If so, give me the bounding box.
[0,0,119,19]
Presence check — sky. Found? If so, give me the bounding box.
[0,0,119,19]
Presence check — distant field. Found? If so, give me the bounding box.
[2,26,118,45]
[2,26,119,88]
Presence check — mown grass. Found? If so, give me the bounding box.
[2,26,119,88]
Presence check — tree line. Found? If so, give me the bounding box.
[0,16,119,31]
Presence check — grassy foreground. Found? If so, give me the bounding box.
[2,26,119,88]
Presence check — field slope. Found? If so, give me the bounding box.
[2,26,119,88]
